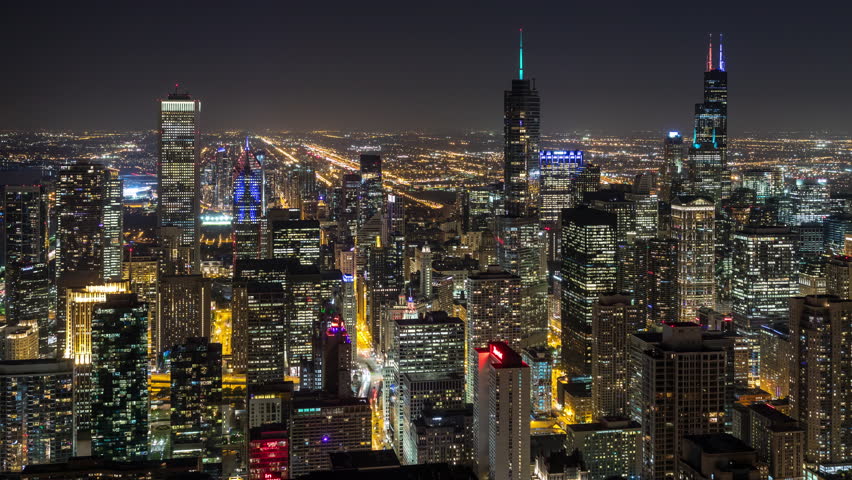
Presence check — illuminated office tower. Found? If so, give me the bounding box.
[757,323,791,399]
[565,417,641,480]
[399,372,465,460]
[387,312,465,454]
[337,249,357,344]
[671,196,715,322]
[269,211,320,267]
[122,251,159,362]
[635,238,678,326]
[358,154,383,227]
[789,179,830,225]
[1,323,38,360]
[210,144,234,211]
[102,169,123,281]
[156,275,211,362]
[244,282,286,387]
[1,173,48,333]
[503,30,540,217]
[823,213,852,255]
[560,207,617,376]
[659,131,686,202]
[90,294,149,462]
[587,191,638,294]
[496,215,545,287]
[741,168,782,202]
[592,294,642,418]
[288,394,372,477]
[571,164,601,207]
[419,245,433,298]
[157,91,201,270]
[233,143,267,262]
[627,191,659,242]
[539,150,584,224]
[55,160,112,355]
[170,337,222,459]
[473,341,530,480]
[249,424,289,480]
[337,173,361,243]
[461,184,502,233]
[465,266,522,400]
[628,322,731,480]
[521,346,552,416]
[288,268,341,380]
[731,227,797,330]
[55,160,109,279]
[64,280,131,434]
[0,359,73,472]
[688,148,726,203]
[789,295,852,463]
[364,235,404,352]
[248,382,293,429]
[407,407,474,467]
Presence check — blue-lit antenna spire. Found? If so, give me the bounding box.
[245,136,250,151]
[519,28,524,80]
[719,34,725,71]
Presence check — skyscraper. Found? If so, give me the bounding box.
[591,294,642,418]
[233,141,267,262]
[0,172,50,353]
[503,29,540,217]
[90,294,149,462]
[269,211,320,267]
[634,237,678,326]
[156,275,212,362]
[671,196,715,322]
[539,150,583,224]
[693,34,728,153]
[789,295,852,463]
[731,226,797,330]
[0,359,74,472]
[170,337,223,459]
[358,153,383,227]
[628,322,732,479]
[465,266,522,400]
[473,342,530,480]
[158,90,201,271]
[659,132,686,202]
[561,206,617,376]
[244,282,286,387]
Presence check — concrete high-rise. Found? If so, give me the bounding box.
[170,337,223,459]
[539,150,583,224]
[156,275,211,361]
[789,295,852,463]
[157,90,201,271]
[465,266,522,400]
[473,342,530,480]
[635,237,678,326]
[592,295,642,418]
[628,322,732,479]
[671,196,715,322]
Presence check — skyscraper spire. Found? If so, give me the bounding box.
[719,33,725,72]
[519,28,524,80]
[706,33,713,71]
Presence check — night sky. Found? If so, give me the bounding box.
[2,1,851,135]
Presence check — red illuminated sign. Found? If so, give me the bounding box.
[490,344,504,360]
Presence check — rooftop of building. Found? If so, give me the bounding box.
[329,449,400,470]
[683,433,755,455]
[566,416,640,432]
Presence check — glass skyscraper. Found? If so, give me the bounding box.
[233,143,266,262]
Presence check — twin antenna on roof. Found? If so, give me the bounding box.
[706,33,726,72]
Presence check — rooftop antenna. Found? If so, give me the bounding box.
[174,82,179,95]
[245,136,250,151]
[706,33,713,71]
[719,33,725,71]
[519,28,524,80]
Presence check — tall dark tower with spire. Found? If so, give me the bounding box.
[693,33,728,152]
[503,29,540,217]
[688,33,729,204]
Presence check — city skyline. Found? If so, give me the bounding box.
[2,1,852,134]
